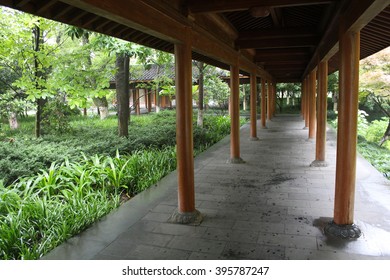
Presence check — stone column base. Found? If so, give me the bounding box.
[303,126,308,130]
[310,160,328,167]
[168,209,203,225]
[324,221,362,239]
[249,137,259,141]
[227,157,245,164]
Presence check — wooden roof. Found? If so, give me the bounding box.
[1,0,389,82]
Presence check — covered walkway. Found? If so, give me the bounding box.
[43,115,390,260]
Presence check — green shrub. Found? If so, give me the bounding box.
[357,138,390,179]
[364,118,390,150]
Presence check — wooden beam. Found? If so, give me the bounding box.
[36,0,57,14]
[187,0,337,14]
[237,36,319,49]
[270,8,283,28]
[255,52,310,63]
[303,0,390,78]
[238,28,317,40]
[60,0,187,43]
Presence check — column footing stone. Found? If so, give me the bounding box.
[227,157,245,164]
[168,209,203,225]
[324,221,362,239]
[249,137,259,141]
[303,126,308,130]
[310,160,328,167]
[261,126,268,129]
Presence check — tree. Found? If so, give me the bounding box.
[359,47,390,146]
[328,72,339,111]
[194,61,208,127]
[0,8,59,137]
[0,63,29,130]
[63,27,113,120]
[276,83,301,112]
[142,50,173,113]
[116,53,130,137]
[204,73,230,113]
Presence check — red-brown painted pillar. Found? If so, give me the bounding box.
[261,78,267,128]
[250,73,259,140]
[311,60,328,167]
[304,77,310,128]
[169,28,202,224]
[301,80,304,120]
[301,80,306,120]
[267,81,272,120]
[325,29,361,238]
[273,83,277,116]
[229,61,244,163]
[308,71,317,139]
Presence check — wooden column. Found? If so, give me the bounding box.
[267,81,272,120]
[311,60,328,167]
[250,73,258,140]
[301,81,304,119]
[304,77,310,128]
[301,80,306,121]
[273,84,277,116]
[325,29,361,238]
[229,62,244,163]
[147,90,152,113]
[169,28,202,224]
[308,71,317,139]
[261,78,267,128]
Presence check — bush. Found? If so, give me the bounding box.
[357,139,390,179]
[364,118,390,150]
[41,99,80,134]
[0,109,247,259]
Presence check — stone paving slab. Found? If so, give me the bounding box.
[42,114,390,260]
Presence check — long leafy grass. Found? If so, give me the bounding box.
[0,110,245,259]
[328,110,390,179]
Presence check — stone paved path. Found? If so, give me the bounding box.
[43,114,390,260]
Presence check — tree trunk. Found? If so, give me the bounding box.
[379,119,390,146]
[33,23,45,137]
[8,112,19,130]
[83,108,87,116]
[197,61,204,127]
[116,53,130,137]
[93,97,109,120]
[242,86,247,111]
[155,87,161,113]
[35,98,46,137]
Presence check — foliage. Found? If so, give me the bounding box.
[0,111,241,185]
[357,138,390,179]
[40,98,79,134]
[204,75,230,110]
[329,109,390,179]
[0,109,243,259]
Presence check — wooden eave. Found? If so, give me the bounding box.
[0,0,389,83]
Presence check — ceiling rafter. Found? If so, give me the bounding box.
[187,0,338,14]
[237,36,319,49]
